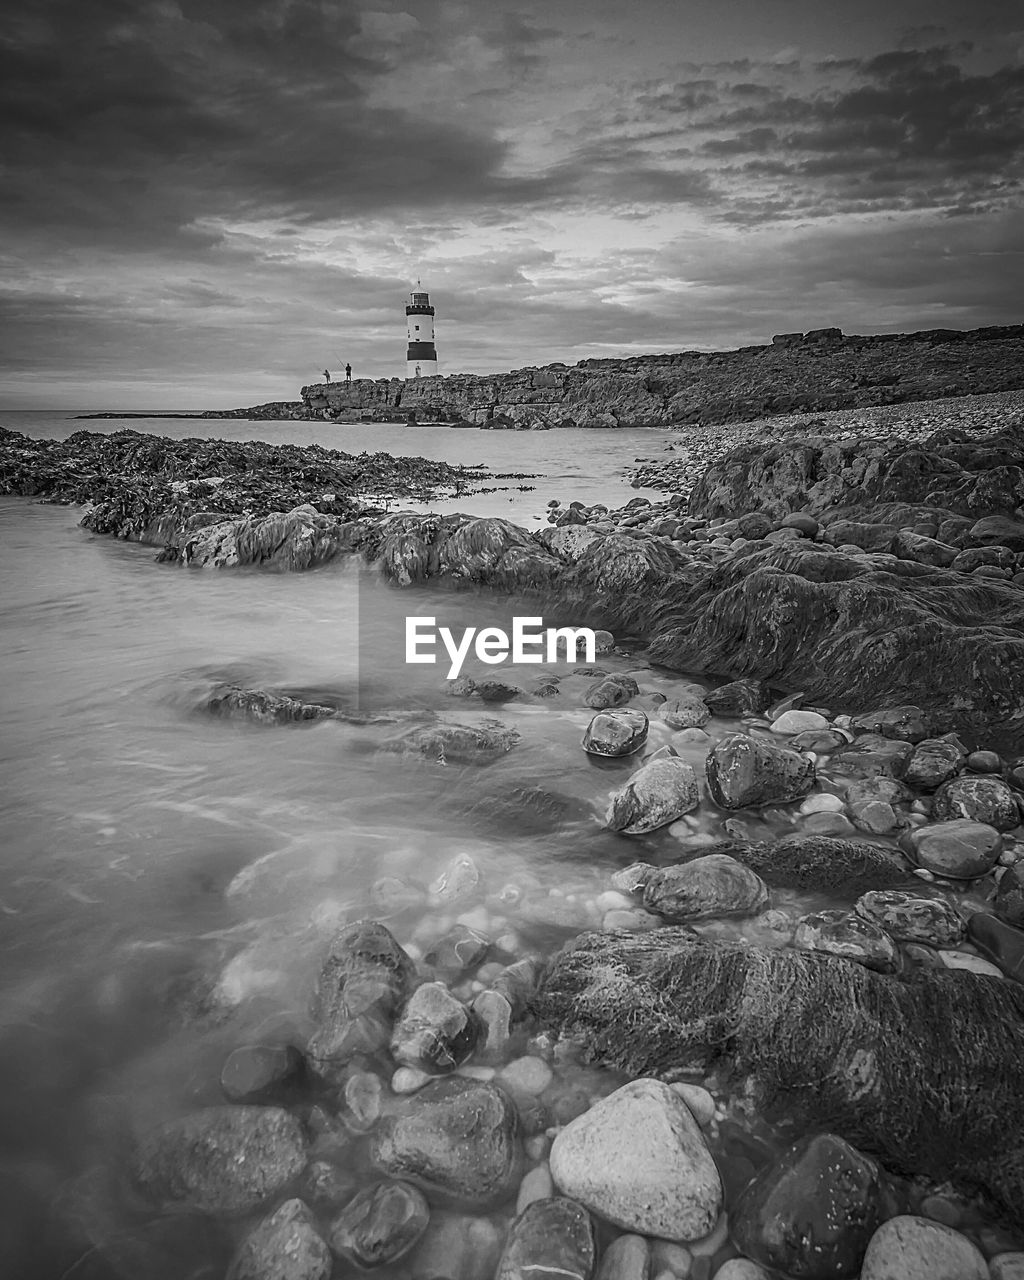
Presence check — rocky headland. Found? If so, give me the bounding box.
[9,390,1024,1279]
[297,323,1024,429]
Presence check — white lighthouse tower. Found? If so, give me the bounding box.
[405,284,438,378]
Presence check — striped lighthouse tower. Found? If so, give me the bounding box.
[405,284,438,378]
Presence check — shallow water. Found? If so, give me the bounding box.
[0,414,1014,1276]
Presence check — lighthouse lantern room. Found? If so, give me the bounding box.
[406,286,438,378]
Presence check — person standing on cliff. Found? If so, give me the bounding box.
[345,363,352,382]
[324,368,331,383]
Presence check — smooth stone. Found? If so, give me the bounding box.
[227,1199,331,1280]
[328,1180,430,1267]
[516,1163,554,1213]
[659,698,712,730]
[131,1106,307,1214]
[859,1215,987,1280]
[499,1055,553,1096]
[423,924,491,971]
[549,1078,723,1242]
[390,981,478,1074]
[854,890,964,947]
[939,951,1005,977]
[221,1044,304,1103]
[471,989,513,1063]
[732,1133,884,1279]
[343,1069,382,1131]
[771,710,829,735]
[644,855,769,922]
[371,1077,523,1208]
[850,800,901,835]
[706,734,815,809]
[712,1264,771,1280]
[583,708,650,757]
[932,775,1021,832]
[607,758,700,834]
[596,1234,651,1280]
[801,812,857,836]
[995,862,1024,928]
[799,793,846,814]
[792,909,900,972]
[967,749,1002,773]
[966,913,1024,982]
[307,920,416,1082]
[902,736,966,791]
[391,1066,432,1094]
[909,819,1003,879]
[495,1197,596,1280]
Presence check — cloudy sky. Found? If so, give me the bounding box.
[2,0,1023,408]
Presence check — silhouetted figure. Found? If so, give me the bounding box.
[345,363,352,382]
[324,369,331,383]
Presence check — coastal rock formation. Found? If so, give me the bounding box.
[533,929,1024,1226]
[299,324,1024,428]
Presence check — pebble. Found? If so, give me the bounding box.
[798,793,846,814]
[712,1263,771,1280]
[499,1055,553,1096]
[596,1234,651,1280]
[391,1067,432,1094]
[515,1162,554,1213]
[650,1240,693,1273]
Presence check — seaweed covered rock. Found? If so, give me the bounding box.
[306,921,416,1083]
[533,929,1024,1226]
[854,890,964,947]
[131,1106,308,1215]
[674,835,915,896]
[705,733,815,808]
[549,1079,722,1242]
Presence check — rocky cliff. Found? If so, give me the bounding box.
[301,323,1024,429]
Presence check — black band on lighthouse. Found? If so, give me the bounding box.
[406,341,437,360]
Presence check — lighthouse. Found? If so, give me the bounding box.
[406,285,438,378]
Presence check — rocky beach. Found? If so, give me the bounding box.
[2,378,1024,1280]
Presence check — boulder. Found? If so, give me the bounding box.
[131,1106,308,1215]
[643,855,769,921]
[549,1078,723,1241]
[494,1198,596,1280]
[706,733,815,808]
[227,1200,331,1280]
[970,515,1024,550]
[371,1077,522,1207]
[328,1180,430,1267]
[704,678,771,716]
[891,530,959,568]
[859,1216,987,1280]
[854,890,964,947]
[907,819,1003,879]
[533,929,1024,1227]
[684,835,915,896]
[307,921,416,1082]
[731,1133,885,1278]
[792,909,900,972]
[932,774,1021,831]
[390,982,478,1074]
[582,708,649,757]
[606,757,700,834]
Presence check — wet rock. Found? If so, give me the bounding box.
[610,863,656,895]
[854,890,964,947]
[582,708,649,757]
[737,513,773,540]
[995,862,1024,928]
[828,734,913,779]
[388,719,520,765]
[771,709,829,735]
[892,530,959,567]
[476,679,523,703]
[586,680,635,710]
[516,1163,554,1213]
[423,924,490,971]
[659,697,712,729]
[549,1078,723,1241]
[429,852,480,905]
[391,981,478,1074]
[495,1198,596,1280]
[370,876,425,914]
[329,1180,429,1267]
[307,920,416,1082]
[731,1133,884,1279]
[221,1044,304,1103]
[606,757,700,834]
[471,990,513,1063]
[907,819,1003,879]
[227,1199,331,1280]
[991,1255,1024,1280]
[409,1212,503,1280]
[970,515,1024,551]
[850,799,901,835]
[932,774,1021,831]
[371,1077,523,1207]
[131,1105,308,1214]
[643,855,769,921]
[902,735,966,790]
[966,913,1024,981]
[706,733,815,809]
[792,909,900,972]
[704,679,771,716]
[343,1070,382,1131]
[850,705,929,743]
[491,957,541,1018]
[696,834,914,895]
[713,1263,771,1280]
[859,1215,987,1280]
[534,929,1024,1228]
[966,748,1002,772]
[595,1233,650,1280]
[205,685,338,726]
